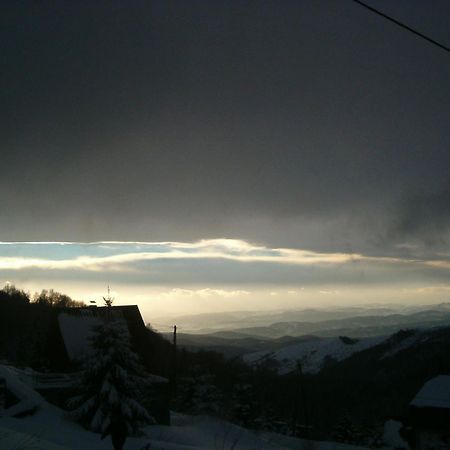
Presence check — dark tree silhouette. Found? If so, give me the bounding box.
[0,284,30,305]
[32,289,84,307]
[69,319,153,450]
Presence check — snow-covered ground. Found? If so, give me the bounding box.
[0,410,372,450]
[0,364,77,391]
[244,335,387,374]
[0,363,372,450]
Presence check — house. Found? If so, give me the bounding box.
[56,305,171,425]
[0,302,171,425]
[57,305,150,362]
[409,375,450,450]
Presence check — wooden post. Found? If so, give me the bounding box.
[297,360,311,438]
[0,377,6,411]
[172,325,177,398]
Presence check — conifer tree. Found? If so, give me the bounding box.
[69,319,153,450]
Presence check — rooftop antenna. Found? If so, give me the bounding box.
[103,285,114,307]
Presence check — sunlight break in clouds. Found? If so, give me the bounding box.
[0,238,444,272]
[147,288,251,300]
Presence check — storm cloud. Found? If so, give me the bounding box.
[387,183,450,249]
[1,1,449,256]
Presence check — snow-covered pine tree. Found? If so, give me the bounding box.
[69,319,153,449]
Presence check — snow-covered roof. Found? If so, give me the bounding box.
[410,375,450,409]
[58,312,102,361]
[58,306,146,362]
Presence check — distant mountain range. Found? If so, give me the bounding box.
[155,303,450,334]
[162,303,450,359]
[221,308,450,339]
[156,303,430,334]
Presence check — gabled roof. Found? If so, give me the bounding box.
[410,375,450,409]
[58,311,102,360]
[57,305,145,361]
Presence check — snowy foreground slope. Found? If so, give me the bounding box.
[0,411,370,450]
[0,363,372,450]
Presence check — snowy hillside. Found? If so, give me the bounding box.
[243,327,441,374]
[244,335,388,374]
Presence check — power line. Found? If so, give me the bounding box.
[351,0,450,54]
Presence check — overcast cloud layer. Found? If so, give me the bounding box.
[1,0,449,256]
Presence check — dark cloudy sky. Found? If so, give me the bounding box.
[1,1,449,317]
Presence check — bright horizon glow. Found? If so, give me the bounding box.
[1,238,449,323]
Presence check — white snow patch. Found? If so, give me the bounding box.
[0,365,47,417]
[381,331,431,359]
[1,364,77,390]
[381,334,419,359]
[410,375,450,409]
[0,425,68,450]
[382,420,409,449]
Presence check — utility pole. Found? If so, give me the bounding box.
[172,325,178,399]
[0,377,5,411]
[292,360,311,438]
[297,360,311,438]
